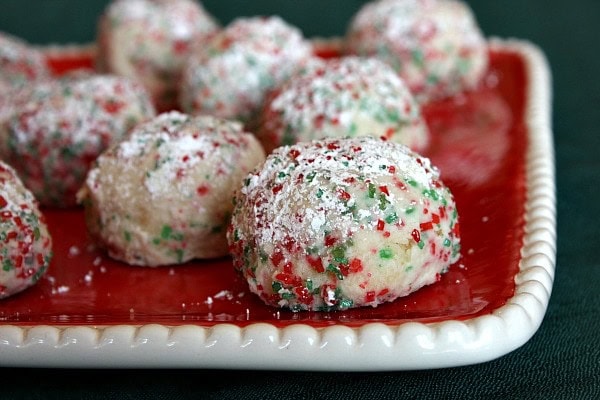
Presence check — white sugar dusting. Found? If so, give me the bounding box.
[241,137,438,246]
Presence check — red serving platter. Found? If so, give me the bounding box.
[0,45,527,329]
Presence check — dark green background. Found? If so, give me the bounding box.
[1,1,599,399]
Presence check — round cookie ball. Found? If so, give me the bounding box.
[5,74,156,208]
[0,32,51,159]
[227,136,461,311]
[97,0,220,111]
[179,16,313,125]
[0,31,50,88]
[345,0,488,103]
[77,111,266,267]
[0,160,53,299]
[256,56,430,154]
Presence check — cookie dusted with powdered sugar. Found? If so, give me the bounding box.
[227,136,461,312]
[179,16,313,125]
[256,56,429,154]
[0,161,52,299]
[4,74,156,208]
[345,0,488,103]
[78,111,266,267]
[97,0,220,111]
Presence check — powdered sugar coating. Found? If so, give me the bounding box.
[5,74,156,207]
[345,0,488,103]
[0,160,53,299]
[97,0,220,111]
[227,136,460,311]
[256,56,429,154]
[179,16,313,125]
[78,111,266,267]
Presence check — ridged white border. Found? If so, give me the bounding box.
[0,38,555,371]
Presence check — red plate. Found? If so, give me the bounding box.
[0,46,527,328]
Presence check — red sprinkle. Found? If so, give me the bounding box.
[411,229,421,243]
[337,188,351,201]
[365,291,376,302]
[272,184,283,194]
[349,258,363,273]
[196,185,210,196]
[420,221,434,231]
[324,235,336,247]
[306,255,325,273]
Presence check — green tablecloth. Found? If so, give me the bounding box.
[1,1,598,398]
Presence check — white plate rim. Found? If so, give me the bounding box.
[0,38,556,371]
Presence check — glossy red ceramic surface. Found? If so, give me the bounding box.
[0,48,527,328]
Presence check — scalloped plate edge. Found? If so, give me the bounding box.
[0,38,556,371]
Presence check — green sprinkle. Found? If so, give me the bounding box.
[418,240,425,249]
[33,227,40,240]
[281,292,295,300]
[405,265,414,272]
[161,225,172,239]
[277,171,286,179]
[272,281,282,292]
[407,179,418,187]
[124,231,131,242]
[368,183,376,198]
[385,212,398,224]
[306,279,313,291]
[327,263,344,280]
[259,250,268,263]
[412,49,425,67]
[316,188,324,198]
[174,249,184,263]
[332,246,347,263]
[306,171,317,182]
[379,248,394,259]
[443,238,452,247]
[339,298,353,309]
[379,193,389,210]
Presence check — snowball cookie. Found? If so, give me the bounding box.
[0,32,52,158]
[345,0,488,103]
[227,136,461,311]
[97,0,220,111]
[179,16,313,125]
[0,31,50,88]
[0,161,53,299]
[77,111,266,267]
[4,74,156,208]
[256,56,430,154]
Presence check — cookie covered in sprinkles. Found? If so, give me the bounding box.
[256,56,429,154]
[97,0,220,111]
[0,160,52,299]
[179,15,313,125]
[4,74,157,208]
[78,111,266,267]
[227,136,461,311]
[345,0,488,103]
